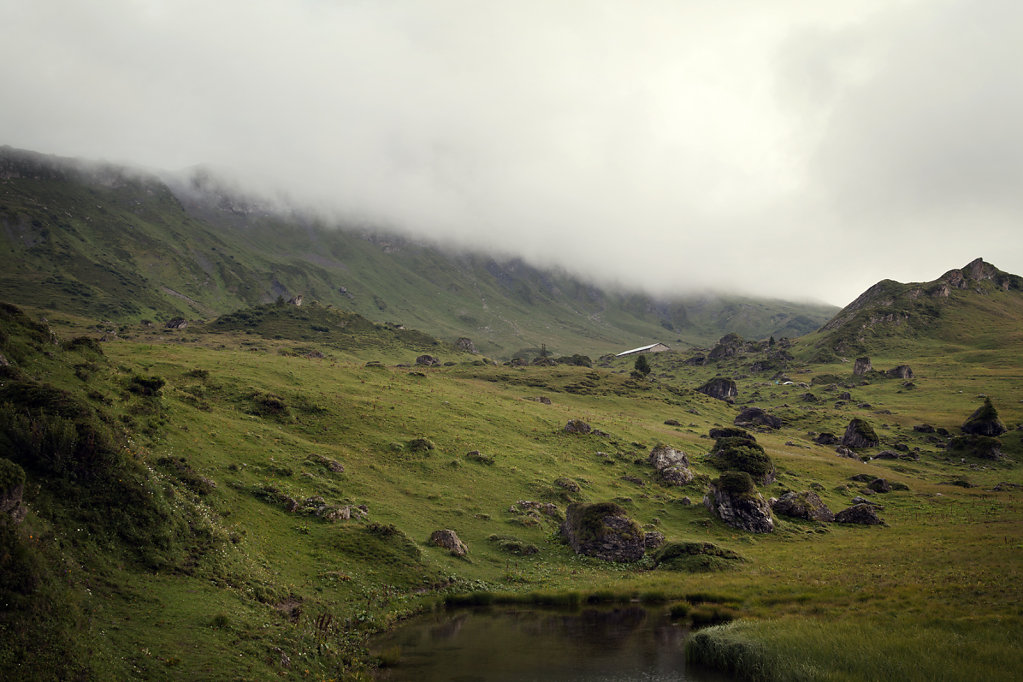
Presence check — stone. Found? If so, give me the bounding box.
[415,354,440,366]
[564,419,592,434]
[834,503,885,525]
[664,419,681,426]
[430,529,468,557]
[838,392,852,401]
[455,337,478,354]
[887,365,914,379]
[733,406,782,430]
[835,446,856,458]
[696,377,738,402]
[853,357,872,375]
[867,478,892,493]
[288,295,303,306]
[165,317,188,329]
[644,531,666,550]
[537,396,552,405]
[801,393,819,403]
[561,502,646,562]
[814,432,839,446]
[913,424,935,433]
[648,444,694,486]
[707,434,776,485]
[961,397,1007,437]
[842,418,880,449]
[771,490,834,522]
[703,472,774,533]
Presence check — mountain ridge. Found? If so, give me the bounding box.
[0,145,836,357]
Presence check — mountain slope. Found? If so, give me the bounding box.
[0,146,836,357]
[811,257,1023,354]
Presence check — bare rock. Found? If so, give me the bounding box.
[456,337,478,354]
[771,490,834,522]
[887,365,914,379]
[696,377,738,402]
[834,503,885,525]
[648,444,694,486]
[734,406,782,429]
[853,357,872,376]
[564,419,592,434]
[430,529,468,557]
[415,354,440,366]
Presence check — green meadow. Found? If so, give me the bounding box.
[2,298,1021,681]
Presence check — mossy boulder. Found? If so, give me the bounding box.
[733,407,782,430]
[704,472,774,533]
[947,435,1003,460]
[962,397,1007,437]
[560,502,645,562]
[653,541,745,572]
[842,418,879,449]
[708,427,754,441]
[771,490,834,522]
[835,503,885,525]
[707,437,776,485]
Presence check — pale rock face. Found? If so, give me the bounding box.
[430,529,468,557]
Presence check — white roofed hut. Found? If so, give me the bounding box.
[616,342,670,357]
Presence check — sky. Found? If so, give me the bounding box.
[2,0,1022,306]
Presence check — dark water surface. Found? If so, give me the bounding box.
[372,605,733,681]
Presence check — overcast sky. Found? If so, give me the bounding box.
[2,0,1021,306]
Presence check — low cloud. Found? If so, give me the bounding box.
[1,0,1020,305]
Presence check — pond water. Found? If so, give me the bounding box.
[371,605,733,681]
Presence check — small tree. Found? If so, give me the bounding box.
[634,354,651,376]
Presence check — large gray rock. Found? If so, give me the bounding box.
[842,418,879,449]
[564,419,592,434]
[416,354,440,366]
[648,444,694,486]
[703,472,774,533]
[430,529,468,557]
[886,365,914,379]
[734,406,782,430]
[561,502,646,562]
[456,337,478,354]
[771,491,834,522]
[696,377,738,402]
[853,357,872,376]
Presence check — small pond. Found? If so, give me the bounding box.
[371,605,733,681]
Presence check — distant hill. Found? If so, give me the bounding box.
[0,146,837,357]
[812,257,1023,354]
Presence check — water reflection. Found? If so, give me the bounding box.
[373,605,731,681]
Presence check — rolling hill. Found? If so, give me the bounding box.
[0,146,836,357]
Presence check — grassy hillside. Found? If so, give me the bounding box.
[0,146,837,358]
[2,297,1021,681]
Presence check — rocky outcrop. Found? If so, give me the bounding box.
[430,529,468,557]
[962,397,1007,437]
[842,418,879,449]
[288,295,303,306]
[886,365,914,379]
[866,478,892,493]
[704,472,774,533]
[648,444,694,486]
[561,502,646,562]
[814,432,839,446]
[853,357,872,375]
[708,333,748,360]
[0,458,27,524]
[834,503,885,525]
[165,317,188,329]
[644,531,666,550]
[415,354,440,366]
[564,419,592,434]
[696,377,738,402]
[734,406,782,430]
[455,337,478,354]
[771,491,834,522]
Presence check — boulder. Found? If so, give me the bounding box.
[834,504,885,525]
[709,427,754,441]
[887,365,914,379]
[415,354,440,366]
[165,317,188,329]
[835,446,856,458]
[814,432,839,446]
[564,419,592,434]
[837,392,852,401]
[648,444,694,486]
[696,377,738,402]
[961,397,1007,437]
[842,418,880,449]
[853,357,872,376]
[734,407,782,430]
[0,458,27,524]
[455,337,478,354]
[430,529,468,557]
[866,478,892,493]
[707,436,776,486]
[703,472,774,533]
[947,435,1003,460]
[561,502,646,562]
[644,531,666,550]
[771,491,834,522]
